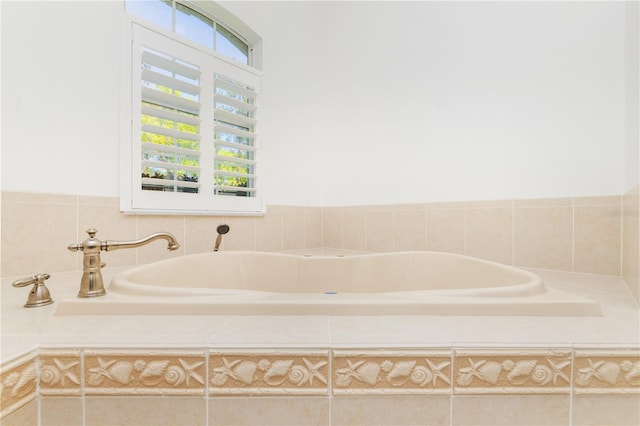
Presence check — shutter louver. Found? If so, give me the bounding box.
[213,73,258,197]
[140,48,202,194]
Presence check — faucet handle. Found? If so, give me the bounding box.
[12,273,50,287]
[12,273,54,308]
[68,228,103,252]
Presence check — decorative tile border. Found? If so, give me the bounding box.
[0,352,37,418]
[84,350,206,395]
[2,346,640,420]
[453,349,573,394]
[209,350,329,395]
[573,350,640,394]
[332,350,452,395]
[39,349,82,396]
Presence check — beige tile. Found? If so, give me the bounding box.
[40,397,83,426]
[393,203,425,210]
[331,395,450,426]
[573,350,640,392]
[426,207,465,254]
[209,397,329,425]
[426,201,465,209]
[464,200,512,209]
[305,207,322,249]
[39,349,82,396]
[209,351,329,395]
[572,395,640,425]
[622,196,640,303]
[77,204,138,268]
[136,215,185,265]
[220,215,256,251]
[466,207,513,264]
[2,200,77,276]
[452,395,570,425]
[513,197,572,208]
[514,206,572,271]
[209,316,330,346]
[282,206,306,250]
[0,398,37,426]
[453,350,572,393]
[86,396,206,426]
[574,205,621,275]
[84,350,206,395]
[2,191,77,205]
[255,206,283,251]
[366,208,394,252]
[393,206,426,251]
[0,353,37,417]
[573,195,622,207]
[623,184,640,206]
[332,350,451,394]
[322,207,343,249]
[184,215,220,254]
[78,194,120,206]
[342,207,367,251]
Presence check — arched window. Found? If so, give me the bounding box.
[121,1,264,215]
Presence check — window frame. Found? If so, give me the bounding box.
[120,4,265,216]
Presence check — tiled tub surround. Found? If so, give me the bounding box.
[0,192,625,279]
[1,190,638,424]
[2,347,639,426]
[1,268,639,425]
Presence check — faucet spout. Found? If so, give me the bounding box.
[104,233,180,252]
[68,229,180,298]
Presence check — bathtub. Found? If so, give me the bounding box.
[55,251,602,316]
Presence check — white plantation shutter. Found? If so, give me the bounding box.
[124,23,264,214]
[213,74,258,196]
[140,48,202,194]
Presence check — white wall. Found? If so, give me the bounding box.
[2,1,123,197]
[625,0,640,191]
[1,1,628,207]
[200,0,629,205]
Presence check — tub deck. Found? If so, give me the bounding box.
[54,251,602,316]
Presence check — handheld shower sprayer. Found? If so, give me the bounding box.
[214,224,230,251]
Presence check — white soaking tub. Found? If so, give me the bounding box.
[55,251,602,316]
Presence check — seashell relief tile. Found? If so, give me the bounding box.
[39,349,82,396]
[573,350,640,394]
[332,350,452,395]
[84,350,206,395]
[209,350,329,395]
[453,350,572,394]
[0,352,37,418]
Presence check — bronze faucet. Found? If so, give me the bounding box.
[68,228,180,297]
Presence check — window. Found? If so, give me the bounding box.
[121,1,264,214]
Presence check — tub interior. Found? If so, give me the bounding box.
[118,251,540,295]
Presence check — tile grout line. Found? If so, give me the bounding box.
[619,195,624,277]
[328,346,333,426]
[572,198,575,273]
[511,199,516,266]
